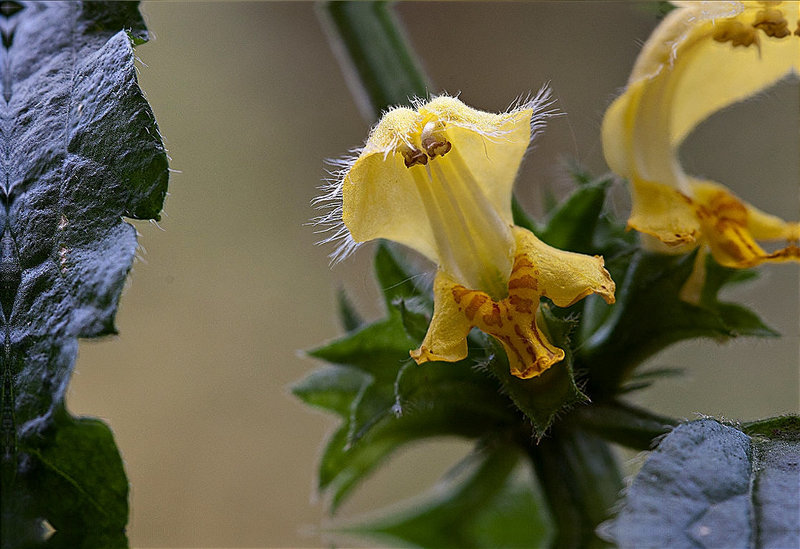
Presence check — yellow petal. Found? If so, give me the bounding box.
[627,179,701,246]
[411,227,616,379]
[341,94,553,298]
[411,261,565,379]
[511,227,616,308]
[343,148,439,263]
[410,271,472,364]
[690,179,797,242]
[690,178,800,267]
[418,95,541,224]
[668,3,800,145]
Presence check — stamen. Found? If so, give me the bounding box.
[401,146,428,168]
[420,120,452,159]
[753,8,791,38]
[713,20,759,47]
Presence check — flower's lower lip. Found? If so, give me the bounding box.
[412,226,615,379]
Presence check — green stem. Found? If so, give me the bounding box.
[318,1,430,119]
[524,424,622,549]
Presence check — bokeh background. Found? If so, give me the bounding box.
[65,2,799,547]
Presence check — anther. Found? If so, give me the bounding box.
[420,120,452,159]
[422,136,452,158]
[753,8,791,38]
[401,147,428,168]
[713,20,758,47]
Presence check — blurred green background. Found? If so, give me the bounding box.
[64,2,798,547]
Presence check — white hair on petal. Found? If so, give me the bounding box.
[510,84,561,143]
[312,101,421,264]
[311,148,361,265]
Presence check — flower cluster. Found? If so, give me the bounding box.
[318,0,800,378]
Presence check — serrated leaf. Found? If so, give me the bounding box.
[5,0,167,436]
[292,365,372,417]
[0,2,166,543]
[604,417,800,549]
[579,251,776,396]
[342,445,552,549]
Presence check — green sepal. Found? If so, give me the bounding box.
[485,306,588,438]
[394,297,430,343]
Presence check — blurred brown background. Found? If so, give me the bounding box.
[65,2,799,547]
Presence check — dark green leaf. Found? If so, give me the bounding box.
[700,258,778,338]
[343,445,552,549]
[319,1,430,118]
[292,365,372,417]
[580,251,776,396]
[316,381,513,513]
[308,315,415,379]
[301,291,522,512]
[569,399,678,451]
[536,177,611,254]
[604,417,800,549]
[0,2,166,543]
[744,415,800,441]
[2,408,128,548]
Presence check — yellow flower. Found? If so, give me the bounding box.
[317,92,615,379]
[602,0,800,298]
